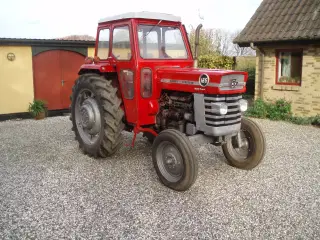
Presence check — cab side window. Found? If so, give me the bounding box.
[97,28,110,59]
[112,26,132,60]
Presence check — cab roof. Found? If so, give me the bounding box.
[98,11,181,23]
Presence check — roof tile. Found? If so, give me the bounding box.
[234,0,320,45]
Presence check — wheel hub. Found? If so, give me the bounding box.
[229,130,252,160]
[165,152,178,168]
[80,104,94,129]
[75,91,102,145]
[241,139,249,149]
[156,141,184,182]
[80,98,101,136]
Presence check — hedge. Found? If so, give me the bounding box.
[198,55,234,70]
[238,66,255,96]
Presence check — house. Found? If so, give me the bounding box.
[0,38,95,120]
[233,0,320,117]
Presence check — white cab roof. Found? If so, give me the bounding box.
[98,11,181,23]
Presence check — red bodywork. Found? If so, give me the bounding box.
[78,18,248,142]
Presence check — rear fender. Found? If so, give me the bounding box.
[78,62,116,75]
[77,65,126,125]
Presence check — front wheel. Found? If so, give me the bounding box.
[222,117,266,170]
[152,129,198,191]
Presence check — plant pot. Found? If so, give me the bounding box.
[35,111,46,120]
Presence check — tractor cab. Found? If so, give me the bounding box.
[83,12,195,126]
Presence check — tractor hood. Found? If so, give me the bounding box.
[156,67,248,95]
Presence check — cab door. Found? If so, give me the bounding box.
[110,22,138,125]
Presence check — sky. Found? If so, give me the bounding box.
[0,0,263,39]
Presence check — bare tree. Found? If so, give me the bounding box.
[188,10,254,57]
[231,30,256,56]
[187,27,255,57]
[212,29,232,56]
[188,27,219,56]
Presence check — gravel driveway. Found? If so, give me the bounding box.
[0,116,319,239]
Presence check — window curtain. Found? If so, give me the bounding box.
[280,52,291,77]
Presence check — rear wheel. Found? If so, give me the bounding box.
[222,117,266,169]
[152,129,198,191]
[70,73,124,158]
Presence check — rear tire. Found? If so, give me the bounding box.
[152,129,198,191]
[70,73,124,158]
[222,117,266,170]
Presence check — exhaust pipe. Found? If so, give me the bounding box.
[193,24,203,68]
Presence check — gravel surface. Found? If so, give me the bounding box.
[0,116,319,239]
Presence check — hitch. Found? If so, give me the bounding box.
[125,126,158,147]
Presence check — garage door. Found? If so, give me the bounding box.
[33,50,85,110]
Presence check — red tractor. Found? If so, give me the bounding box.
[70,12,266,191]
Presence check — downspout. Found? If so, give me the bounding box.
[250,42,265,100]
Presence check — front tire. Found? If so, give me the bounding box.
[152,129,198,191]
[70,73,124,158]
[222,117,266,170]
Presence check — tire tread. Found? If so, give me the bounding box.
[152,129,198,191]
[70,73,124,158]
[222,117,266,170]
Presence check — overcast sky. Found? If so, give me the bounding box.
[0,0,263,39]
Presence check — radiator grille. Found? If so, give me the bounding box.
[204,94,242,127]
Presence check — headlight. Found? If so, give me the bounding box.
[211,102,228,115]
[239,99,248,112]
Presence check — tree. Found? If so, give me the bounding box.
[56,35,95,41]
[231,30,256,56]
[212,29,232,56]
[188,27,219,57]
[188,9,255,57]
[187,27,255,57]
[211,29,256,56]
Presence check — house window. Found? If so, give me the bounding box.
[276,50,303,85]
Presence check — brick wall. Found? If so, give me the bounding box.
[255,45,320,117]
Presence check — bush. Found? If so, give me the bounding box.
[198,55,234,70]
[238,66,255,96]
[288,116,313,125]
[245,98,268,118]
[234,56,256,70]
[245,98,320,127]
[267,98,292,121]
[288,115,320,126]
[246,98,292,120]
[311,115,320,126]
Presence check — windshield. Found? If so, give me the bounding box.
[137,24,188,59]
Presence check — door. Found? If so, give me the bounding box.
[33,50,85,110]
[33,51,62,110]
[60,51,86,109]
[110,23,137,124]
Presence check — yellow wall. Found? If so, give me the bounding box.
[0,46,34,114]
[88,47,95,57]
